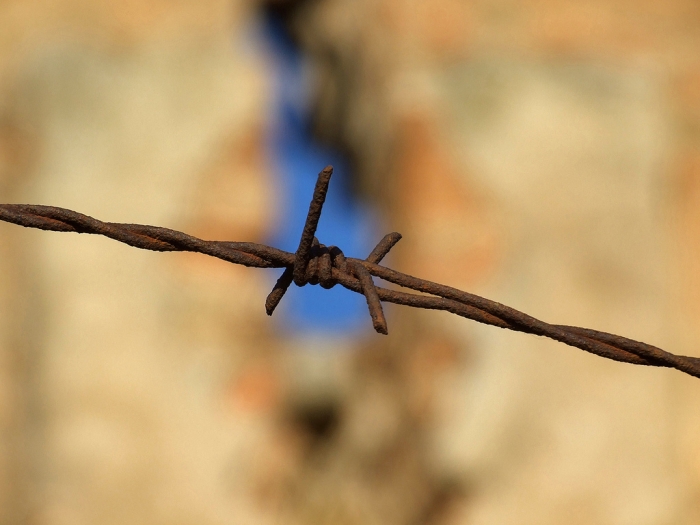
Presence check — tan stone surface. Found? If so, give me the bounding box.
[287,1,700,523]
[1,1,700,524]
[0,2,278,524]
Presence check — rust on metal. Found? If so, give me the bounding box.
[349,260,387,335]
[366,232,402,264]
[265,266,294,316]
[293,165,333,286]
[1,167,699,379]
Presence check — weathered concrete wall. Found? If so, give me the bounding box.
[0,1,699,525]
[0,2,283,524]
[284,1,700,523]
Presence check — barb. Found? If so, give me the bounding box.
[1,168,699,379]
[294,166,333,286]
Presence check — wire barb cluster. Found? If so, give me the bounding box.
[266,166,392,334]
[1,166,699,379]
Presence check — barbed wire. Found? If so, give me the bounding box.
[1,166,699,379]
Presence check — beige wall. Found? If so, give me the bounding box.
[0,1,699,524]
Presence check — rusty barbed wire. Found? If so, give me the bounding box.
[1,166,699,379]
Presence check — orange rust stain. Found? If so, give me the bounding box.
[393,113,500,287]
[675,151,700,322]
[228,362,281,414]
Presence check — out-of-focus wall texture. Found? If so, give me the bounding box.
[0,1,699,524]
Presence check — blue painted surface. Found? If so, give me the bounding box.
[260,13,379,336]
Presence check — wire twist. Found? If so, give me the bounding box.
[1,166,699,379]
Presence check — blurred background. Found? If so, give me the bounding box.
[0,0,699,524]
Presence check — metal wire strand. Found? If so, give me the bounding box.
[293,165,333,285]
[349,260,388,335]
[1,167,699,380]
[366,232,402,264]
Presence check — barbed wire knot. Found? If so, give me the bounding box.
[264,166,399,335]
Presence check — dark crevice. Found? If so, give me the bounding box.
[260,0,363,199]
[287,400,341,445]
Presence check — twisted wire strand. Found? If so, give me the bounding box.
[1,166,699,379]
